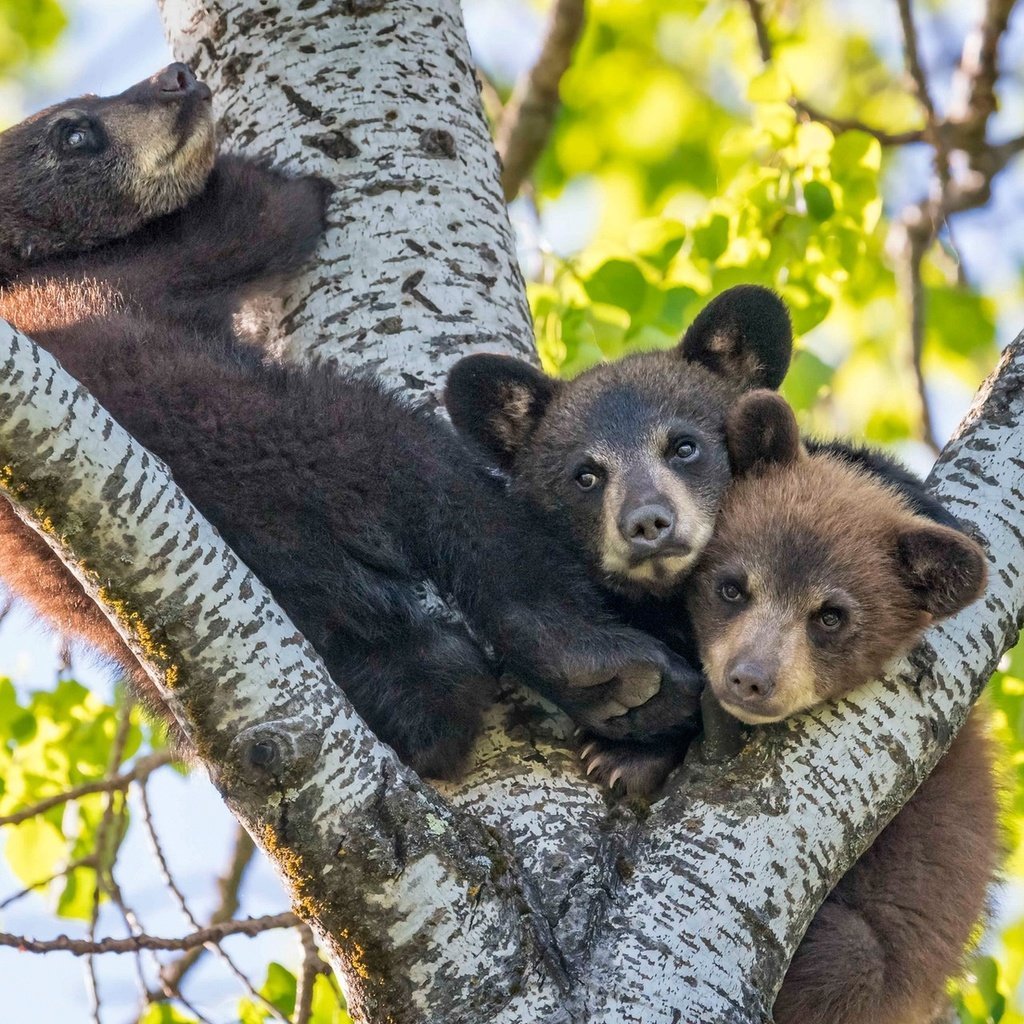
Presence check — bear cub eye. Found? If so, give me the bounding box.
[58,121,101,154]
[718,580,746,604]
[671,438,700,463]
[575,466,601,491]
[816,606,845,630]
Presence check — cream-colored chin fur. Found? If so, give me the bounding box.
[131,117,216,218]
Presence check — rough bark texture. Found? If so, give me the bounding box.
[159,0,534,401]
[0,2,1019,1022]
[0,319,563,1023]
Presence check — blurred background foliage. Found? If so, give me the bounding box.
[1,0,1023,1021]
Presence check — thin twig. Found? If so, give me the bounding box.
[741,0,923,145]
[294,925,323,1024]
[83,702,136,1024]
[155,817,256,991]
[0,857,91,911]
[895,0,951,190]
[497,0,586,200]
[0,914,299,956]
[0,750,173,828]
[141,800,287,1024]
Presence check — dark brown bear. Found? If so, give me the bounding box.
[689,390,997,1024]
[446,288,966,793]
[0,65,704,776]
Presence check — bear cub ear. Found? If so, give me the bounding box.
[725,390,802,478]
[678,285,793,391]
[445,354,560,470]
[897,525,988,620]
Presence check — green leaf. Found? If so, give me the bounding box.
[583,259,649,314]
[830,130,882,176]
[4,816,67,887]
[803,181,835,222]
[139,1004,199,1024]
[693,214,729,261]
[262,962,298,1015]
[782,351,835,411]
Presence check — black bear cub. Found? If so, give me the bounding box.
[446,286,963,791]
[0,65,703,777]
[691,390,996,1024]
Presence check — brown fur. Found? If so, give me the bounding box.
[688,392,997,1024]
[0,67,709,775]
[774,710,998,1024]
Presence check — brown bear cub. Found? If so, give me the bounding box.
[0,65,704,775]
[690,390,997,1024]
[446,286,960,792]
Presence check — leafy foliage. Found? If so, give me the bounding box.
[0,0,65,78]
[486,0,1023,1017]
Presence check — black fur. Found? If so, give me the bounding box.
[448,288,971,795]
[804,438,961,530]
[0,69,704,778]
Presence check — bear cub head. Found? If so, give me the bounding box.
[0,63,215,272]
[446,286,793,599]
[689,390,988,724]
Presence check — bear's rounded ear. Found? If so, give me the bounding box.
[726,390,802,478]
[897,525,988,619]
[677,285,793,390]
[445,354,560,470]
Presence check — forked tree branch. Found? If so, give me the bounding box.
[0,318,549,1022]
[495,0,586,201]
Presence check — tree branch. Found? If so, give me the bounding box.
[0,914,298,956]
[159,0,536,400]
[949,0,1018,148]
[495,0,586,201]
[0,750,172,828]
[0,317,553,1022]
[741,0,924,145]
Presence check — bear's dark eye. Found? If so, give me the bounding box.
[718,580,745,604]
[817,606,845,630]
[672,438,700,463]
[57,121,102,155]
[575,467,600,491]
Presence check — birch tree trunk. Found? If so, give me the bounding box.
[0,2,1019,1022]
[159,0,535,399]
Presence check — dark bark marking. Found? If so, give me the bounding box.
[418,128,457,158]
[304,129,360,159]
[281,83,323,122]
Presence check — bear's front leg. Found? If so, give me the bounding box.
[496,608,705,741]
[142,156,332,296]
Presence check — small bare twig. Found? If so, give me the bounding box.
[0,857,91,911]
[0,914,299,957]
[0,750,173,828]
[896,0,952,190]
[741,0,924,146]
[142,803,288,1024]
[294,925,324,1024]
[153,814,255,992]
[497,0,586,200]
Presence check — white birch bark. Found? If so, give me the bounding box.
[159,0,534,401]
[0,1,1019,1021]
[0,322,557,1023]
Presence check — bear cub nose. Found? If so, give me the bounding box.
[155,63,203,98]
[728,661,775,700]
[621,503,675,552]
